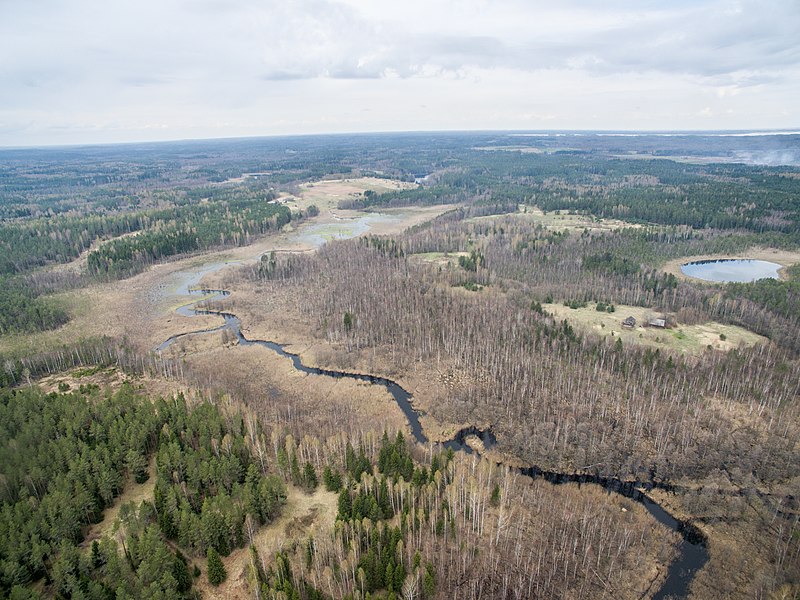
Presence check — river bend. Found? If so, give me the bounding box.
[158,287,708,599]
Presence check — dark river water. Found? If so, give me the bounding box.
[159,288,708,599]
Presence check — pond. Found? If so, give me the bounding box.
[680,259,782,283]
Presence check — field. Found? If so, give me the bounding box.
[543,302,766,355]
[468,206,641,233]
[278,176,418,213]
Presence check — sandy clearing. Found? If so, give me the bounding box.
[297,177,417,211]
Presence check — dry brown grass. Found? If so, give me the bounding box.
[0,259,227,357]
[181,340,410,442]
[297,177,416,212]
[81,458,157,549]
[543,302,767,356]
[467,206,641,233]
[195,485,338,600]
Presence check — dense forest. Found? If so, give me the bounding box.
[85,197,291,279]
[0,384,286,599]
[0,186,289,278]
[0,276,69,335]
[0,379,690,600]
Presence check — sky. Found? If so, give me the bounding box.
[1,0,799,146]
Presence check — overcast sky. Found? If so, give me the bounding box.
[1,0,799,146]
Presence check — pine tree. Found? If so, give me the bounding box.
[90,540,103,568]
[173,552,192,592]
[322,466,342,492]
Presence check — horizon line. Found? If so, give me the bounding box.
[2,127,799,151]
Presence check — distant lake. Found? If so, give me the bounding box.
[680,259,782,283]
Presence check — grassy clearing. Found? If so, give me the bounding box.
[296,177,416,212]
[0,286,105,357]
[410,251,469,268]
[468,206,640,233]
[544,303,766,355]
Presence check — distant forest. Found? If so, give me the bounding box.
[1,133,799,338]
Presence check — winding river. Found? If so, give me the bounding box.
[158,284,708,599]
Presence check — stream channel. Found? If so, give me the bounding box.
[158,271,708,599]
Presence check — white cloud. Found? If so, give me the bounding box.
[0,0,798,145]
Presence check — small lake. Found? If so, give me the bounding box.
[680,259,782,283]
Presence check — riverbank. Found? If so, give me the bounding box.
[154,283,705,599]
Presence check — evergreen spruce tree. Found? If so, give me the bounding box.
[423,563,436,598]
[303,462,318,491]
[207,548,227,586]
[322,466,342,492]
[337,488,352,520]
[290,452,302,486]
[490,483,501,507]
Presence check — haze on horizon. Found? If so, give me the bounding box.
[1,0,799,147]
